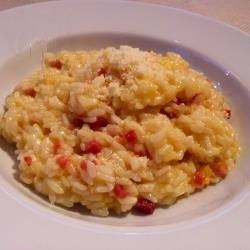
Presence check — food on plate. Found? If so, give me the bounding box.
[0,46,240,216]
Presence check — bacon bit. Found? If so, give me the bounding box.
[193,171,206,187]
[134,197,156,214]
[53,142,61,154]
[80,160,88,170]
[98,67,107,76]
[114,184,129,199]
[160,109,166,115]
[92,159,98,164]
[124,130,138,143]
[211,162,228,178]
[72,117,84,128]
[175,93,201,105]
[190,93,201,103]
[224,109,231,119]
[23,88,36,97]
[145,149,152,159]
[49,60,63,70]
[175,98,183,105]
[24,156,32,166]
[135,150,145,157]
[135,148,151,159]
[116,134,124,144]
[89,117,108,131]
[84,140,103,154]
[160,109,177,119]
[56,155,70,169]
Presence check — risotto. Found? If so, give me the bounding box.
[0,46,239,216]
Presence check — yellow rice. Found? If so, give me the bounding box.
[0,46,239,216]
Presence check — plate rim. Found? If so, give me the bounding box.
[0,0,250,244]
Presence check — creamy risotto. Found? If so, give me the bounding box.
[0,46,239,216]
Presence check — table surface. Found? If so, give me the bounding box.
[0,0,250,33]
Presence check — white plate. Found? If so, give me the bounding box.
[0,1,250,249]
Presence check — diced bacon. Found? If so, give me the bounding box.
[134,197,155,214]
[124,130,137,143]
[144,149,152,159]
[190,93,201,103]
[174,93,200,105]
[23,88,36,97]
[49,60,63,70]
[92,159,98,164]
[89,117,108,131]
[24,156,32,166]
[135,150,146,157]
[160,109,177,119]
[175,96,185,105]
[53,142,61,154]
[114,184,128,199]
[72,116,108,130]
[224,109,231,119]
[193,171,206,186]
[97,67,107,76]
[72,117,84,128]
[135,148,151,159]
[56,155,70,169]
[80,160,88,170]
[84,140,103,154]
[211,162,228,178]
